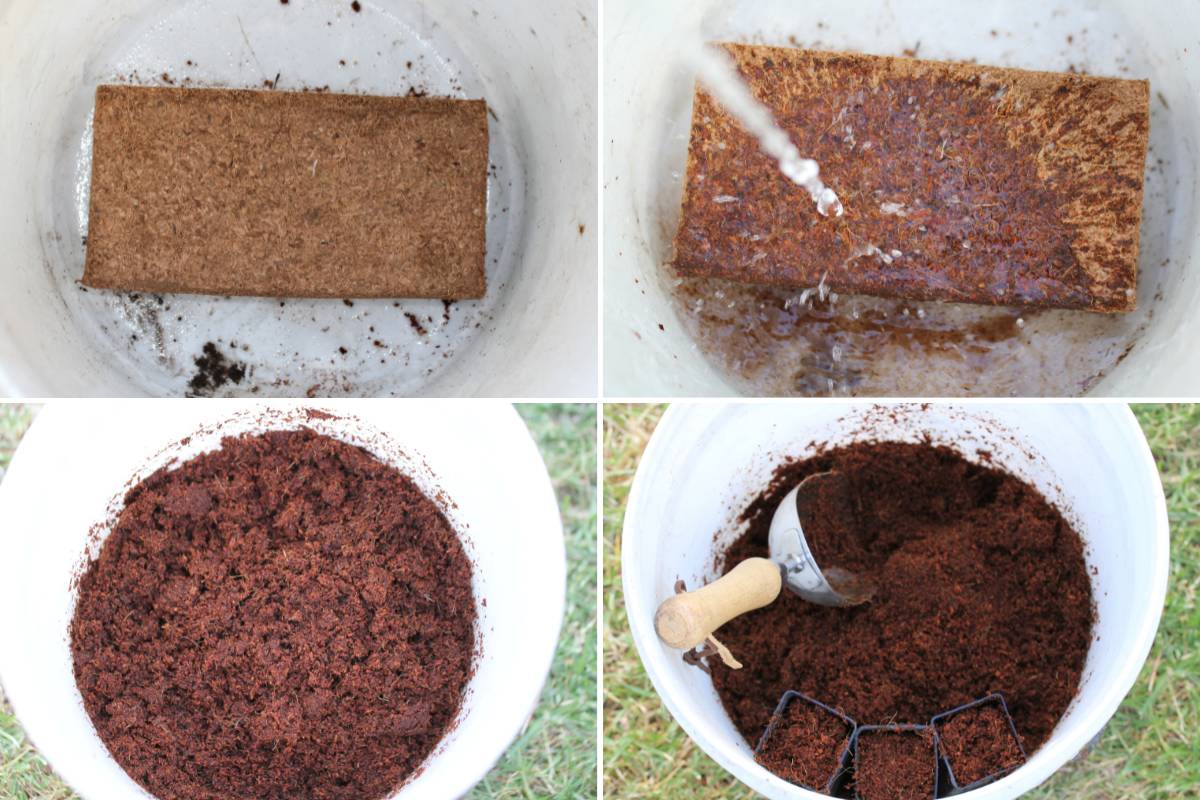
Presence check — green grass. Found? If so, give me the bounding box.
[1024,404,1200,799]
[603,404,754,799]
[603,403,1200,800]
[0,405,38,480]
[476,403,598,799]
[0,402,596,800]
[1,404,63,800]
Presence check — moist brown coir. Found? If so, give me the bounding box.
[70,428,476,800]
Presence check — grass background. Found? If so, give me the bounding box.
[0,402,596,800]
[604,403,1199,800]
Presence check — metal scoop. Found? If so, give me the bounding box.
[655,471,875,654]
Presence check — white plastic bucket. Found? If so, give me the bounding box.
[0,400,566,800]
[604,0,1200,396]
[623,402,1169,799]
[0,0,597,397]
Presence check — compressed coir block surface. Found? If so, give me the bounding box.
[70,428,476,800]
[672,45,1150,312]
[83,85,488,299]
[854,729,936,800]
[937,704,1025,786]
[709,441,1094,763]
[755,697,852,790]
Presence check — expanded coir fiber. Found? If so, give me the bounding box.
[708,441,1093,768]
[936,703,1026,787]
[70,428,476,800]
[853,728,936,800]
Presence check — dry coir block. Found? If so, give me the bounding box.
[83,85,488,299]
[672,46,1150,312]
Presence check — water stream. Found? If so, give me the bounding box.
[689,43,844,218]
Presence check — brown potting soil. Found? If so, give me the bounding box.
[937,704,1026,786]
[854,729,936,800]
[70,428,476,800]
[754,698,852,790]
[710,441,1093,761]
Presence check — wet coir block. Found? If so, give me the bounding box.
[672,46,1150,312]
[83,86,488,299]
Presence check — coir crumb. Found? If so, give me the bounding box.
[187,343,247,396]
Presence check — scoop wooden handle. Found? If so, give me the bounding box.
[654,557,783,650]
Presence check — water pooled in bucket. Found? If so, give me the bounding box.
[689,44,844,218]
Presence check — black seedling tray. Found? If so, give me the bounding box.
[754,690,1029,798]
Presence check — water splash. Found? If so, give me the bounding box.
[689,43,844,218]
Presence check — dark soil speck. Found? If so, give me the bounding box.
[188,343,247,396]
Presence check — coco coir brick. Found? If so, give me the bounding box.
[83,86,488,299]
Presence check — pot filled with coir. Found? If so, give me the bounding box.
[623,403,1168,799]
[0,401,565,800]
